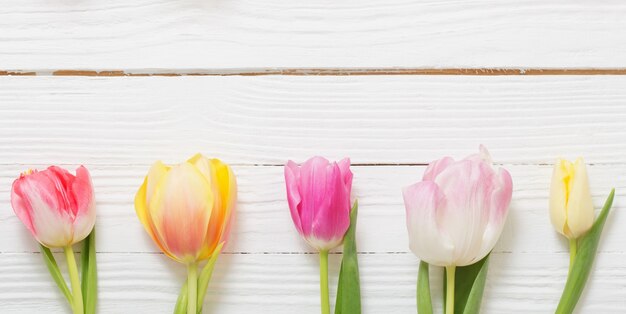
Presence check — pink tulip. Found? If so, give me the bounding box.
[403,146,513,267]
[284,156,353,251]
[11,166,96,248]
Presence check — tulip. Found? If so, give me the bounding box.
[549,158,595,273]
[135,154,236,314]
[403,146,512,314]
[284,156,353,314]
[11,165,96,314]
[11,166,96,248]
[549,158,594,239]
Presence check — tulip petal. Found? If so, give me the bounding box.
[71,166,96,244]
[11,176,37,236]
[550,159,572,237]
[201,158,236,259]
[434,161,488,266]
[150,162,213,262]
[44,166,78,216]
[565,158,594,238]
[403,181,454,266]
[13,172,74,247]
[422,156,454,181]
[285,160,304,235]
[337,158,354,189]
[311,162,350,249]
[475,168,513,262]
[299,157,331,239]
[146,161,170,206]
[134,178,171,257]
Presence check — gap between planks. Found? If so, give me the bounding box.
[3,68,626,77]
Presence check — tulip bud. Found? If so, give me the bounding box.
[403,145,513,267]
[549,158,594,239]
[11,166,96,248]
[134,154,236,264]
[284,156,353,251]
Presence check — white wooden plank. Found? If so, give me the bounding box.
[2,76,626,165]
[0,252,623,313]
[1,164,623,254]
[0,1,625,70]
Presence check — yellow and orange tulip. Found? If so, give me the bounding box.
[135,154,236,264]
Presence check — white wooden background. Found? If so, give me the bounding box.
[1,1,626,313]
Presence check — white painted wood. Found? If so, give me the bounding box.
[0,75,624,312]
[2,76,626,165]
[0,252,624,313]
[0,1,625,70]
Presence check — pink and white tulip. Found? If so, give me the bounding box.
[284,156,353,251]
[11,166,96,248]
[403,146,513,267]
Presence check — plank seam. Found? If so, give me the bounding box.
[3,68,626,77]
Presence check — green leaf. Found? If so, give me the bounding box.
[556,189,615,314]
[173,242,223,314]
[81,229,98,314]
[417,261,433,314]
[40,245,73,305]
[443,254,490,314]
[334,201,361,314]
[174,280,188,314]
[462,256,489,314]
[197,242,224,313]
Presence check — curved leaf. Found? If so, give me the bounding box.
[81,229,98,314]
[335,201,361,314]
[556,189,615,314]
[443,254,490,314]
[40,245,73,305]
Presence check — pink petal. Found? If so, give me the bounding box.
[311,162,350,246]
[70,166,96,243]
[298,157,331,239]
[403,181,454,266]
[422,157,454,181]
[284,160,303,235]
[11,176,36,235]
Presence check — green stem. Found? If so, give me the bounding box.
[319,250,330,314]
[187,263,198,314]
[64,245,84,314]
[568,238,577,274]
[445,266,456,314]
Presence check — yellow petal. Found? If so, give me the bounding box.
[549,159,571,236]
[146,161,170,206]
[199,158,237,260]
[149,162,213,263]
[134,177,171,257]
[565,158,594,238]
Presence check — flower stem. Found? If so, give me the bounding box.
[568,238,577,273]
[445,266,456,314]
[319,250,330,314]
[187,263,198,314]
[64,245,84,314]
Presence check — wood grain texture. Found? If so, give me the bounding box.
[0,0,625,70]
[0,75,625,312]
[2,76,626,165]
[0,252,624,313]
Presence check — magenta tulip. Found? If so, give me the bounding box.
[284,156,353,314]
[284,156,353,251]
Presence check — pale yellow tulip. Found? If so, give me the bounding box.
[549,158,594,239]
